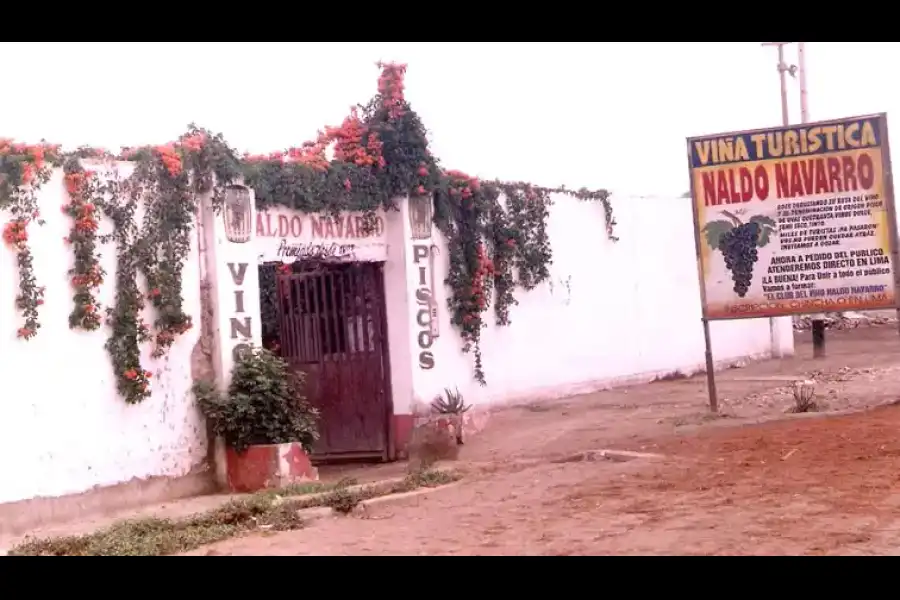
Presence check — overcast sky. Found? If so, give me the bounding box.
[0,42,891,196]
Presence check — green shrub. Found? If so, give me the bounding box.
[194,347,319,453]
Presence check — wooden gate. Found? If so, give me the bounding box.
[276,262,392,461]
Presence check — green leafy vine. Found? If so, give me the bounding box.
[62,156,105,331]
[31,130,242,403]
[0,62,617,398]
[1,140,55,339]
[241,62,618,384]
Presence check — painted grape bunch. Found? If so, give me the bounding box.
[719,222,760,297]
[702,211,777,298]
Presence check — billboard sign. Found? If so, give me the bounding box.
[687,114,899,319]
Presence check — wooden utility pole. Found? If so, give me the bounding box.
[760,42,795,360]
[761,42,824,358]
[761,42,793,126]
[798,42,809,123]
[794,42,826,357]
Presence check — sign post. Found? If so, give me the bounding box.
[686,114,899,412]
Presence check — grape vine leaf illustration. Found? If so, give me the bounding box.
[719,210,744,227]
[701,220,734,250]
[749,215,778,247]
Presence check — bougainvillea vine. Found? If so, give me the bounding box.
[62,158,104,331]
[0,61,617,399]
[64,130,242,403]
[0,139,57,340]
[241,62,617,384]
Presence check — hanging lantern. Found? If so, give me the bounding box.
[223,185,252,244]
[408,195,433,240]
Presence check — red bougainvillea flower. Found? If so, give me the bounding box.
[30,146,45,168]
[329,108,383,168]
[243,151,286,164]
[285,142,329,171]
[154,144,183,177]
[20,163,35,185]
[64,171,89,195]
[178,132,206,153]
[376,61,408,119]
[2,219,29,247]
[368,132,385,167]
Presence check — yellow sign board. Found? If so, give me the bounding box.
[687,114,899,320]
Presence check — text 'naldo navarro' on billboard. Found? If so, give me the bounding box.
[686,114,900,320]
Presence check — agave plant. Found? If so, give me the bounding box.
[431,387,471,415]
[431,387,470,446]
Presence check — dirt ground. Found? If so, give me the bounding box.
[179,325,900,556]
[8,324,900,555]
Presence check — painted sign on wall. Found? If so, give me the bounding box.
[256,207,388,263]
[412,244,440,370]
[227,262,253,363]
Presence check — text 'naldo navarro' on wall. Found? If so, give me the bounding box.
[686,113,900,320]
[255,207,389,264]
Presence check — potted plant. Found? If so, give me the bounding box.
[195,347,320,493]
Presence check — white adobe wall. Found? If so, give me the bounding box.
[405,193,795,410]
[0,165,208,505]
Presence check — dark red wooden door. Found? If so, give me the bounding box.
[276,262,391,460]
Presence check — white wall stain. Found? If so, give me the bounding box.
[0,167,207,504]
[548,276,573,306]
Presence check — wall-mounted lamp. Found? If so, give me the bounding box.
[408,195,433,240]
[223,185,252,244]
